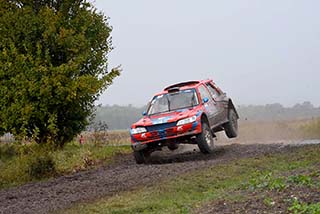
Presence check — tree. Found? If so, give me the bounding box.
[0,0,120,147]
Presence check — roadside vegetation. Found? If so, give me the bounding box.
[64,145,320,214]
[83,130,130,146]
[0,139,131,189]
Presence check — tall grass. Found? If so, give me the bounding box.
[0,143,55,188]
[217,118,320,143]
[301,118,320,139]
[79,130,130,145]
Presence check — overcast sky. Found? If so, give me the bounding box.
[91,0,320,107]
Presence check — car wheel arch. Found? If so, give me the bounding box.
[228,99,239,119]
[200,113,210,126]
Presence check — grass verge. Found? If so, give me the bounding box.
[63,145,320,214]
[0,142,131,189]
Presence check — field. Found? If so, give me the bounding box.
[0,119,319,214]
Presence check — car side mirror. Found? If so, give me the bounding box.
[202,97,209,103]
[142,111,147,116]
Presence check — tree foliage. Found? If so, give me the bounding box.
[0,0,120,147]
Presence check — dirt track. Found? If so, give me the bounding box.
[0,142,315,214]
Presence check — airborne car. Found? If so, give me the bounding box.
[130,80,239,164]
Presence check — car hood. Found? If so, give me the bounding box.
[132,107,202,128]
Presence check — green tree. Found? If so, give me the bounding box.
[0,0,120,147]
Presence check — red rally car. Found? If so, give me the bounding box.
[130,80,239,164]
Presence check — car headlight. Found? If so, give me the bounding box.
[131,127,147,135]
[177,116,197,126]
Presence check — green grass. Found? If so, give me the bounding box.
[0,141,131,189]
[52,142,131,173]
[63,145,320,214]
[288,199,320,214]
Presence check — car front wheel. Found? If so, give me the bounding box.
[133,150,149,164]
[168,143,179,151]
[196,122,214,154]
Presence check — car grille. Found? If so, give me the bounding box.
[146,122,176,132]
[146,122,176,140]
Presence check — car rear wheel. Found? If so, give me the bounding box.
[196,122,214,154]
[224,108,238,138]
[133,150,149,164]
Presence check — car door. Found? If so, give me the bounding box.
[198,84,219,127]
[205,82,228,125]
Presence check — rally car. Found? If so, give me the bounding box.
[130,80,239,164]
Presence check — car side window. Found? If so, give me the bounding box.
[206,83,221,99]
[198,85,212,102]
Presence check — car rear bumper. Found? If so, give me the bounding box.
[131,121,201,151]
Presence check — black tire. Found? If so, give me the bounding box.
[196,122,214,154]
[224,108,238,138]
[133,150,146,164]
[168,143,179,151]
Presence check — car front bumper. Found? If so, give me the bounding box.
[130,121,202,151]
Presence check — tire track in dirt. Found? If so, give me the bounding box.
[0,143,308,214]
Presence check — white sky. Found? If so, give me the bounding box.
[91,0,320,107]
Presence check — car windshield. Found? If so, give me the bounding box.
[147,89,199,115]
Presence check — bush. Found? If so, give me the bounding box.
[27,154,56,179]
